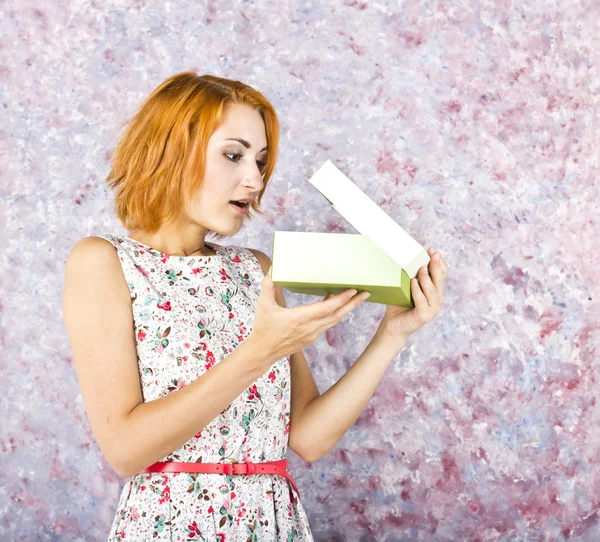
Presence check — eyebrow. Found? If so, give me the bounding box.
[224,138,268,152]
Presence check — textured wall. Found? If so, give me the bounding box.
[2,0,599,540]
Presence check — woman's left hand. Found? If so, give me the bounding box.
[376,247,449,343]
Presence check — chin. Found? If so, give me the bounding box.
[213,222,243,237]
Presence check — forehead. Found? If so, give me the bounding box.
[211,104,267,144]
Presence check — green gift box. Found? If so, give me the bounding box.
[271,160,431,307]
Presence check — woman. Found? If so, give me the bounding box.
[62,72,448,541]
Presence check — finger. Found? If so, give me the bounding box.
[317,290,372,331]
[427,248,449,272]
[428,248,449,274]
[428,255,446,290]
[427,249,448,291]
[417,265,438,308]
[302,288,361,320]
[411,275,428,307]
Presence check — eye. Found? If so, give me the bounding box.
[225,153,267,171]
[224,152,242,162]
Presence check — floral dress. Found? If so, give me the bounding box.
[90,234,314,542]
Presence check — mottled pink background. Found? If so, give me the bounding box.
[1,0,599,540]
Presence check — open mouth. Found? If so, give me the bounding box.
[230,201,250,214]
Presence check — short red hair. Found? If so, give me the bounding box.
[105,72,279,240]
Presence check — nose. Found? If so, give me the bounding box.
[242,164,265,192]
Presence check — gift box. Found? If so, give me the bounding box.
[271,160,431,307]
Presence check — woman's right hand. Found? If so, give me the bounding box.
[248,266,371,364]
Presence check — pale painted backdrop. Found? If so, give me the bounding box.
[1,0,598,540]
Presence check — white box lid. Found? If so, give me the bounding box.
[308,160,430,278]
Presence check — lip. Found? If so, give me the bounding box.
[230,202,250,215]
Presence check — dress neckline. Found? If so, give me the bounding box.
[121,235,222,260]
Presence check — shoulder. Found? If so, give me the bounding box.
[246,248,272,276]
[65,235,122,273]
[63,236,131,315]
[67,235,115,258]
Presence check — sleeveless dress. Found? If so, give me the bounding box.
[90,234,314,542]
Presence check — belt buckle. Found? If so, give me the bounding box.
[229,462,256,475]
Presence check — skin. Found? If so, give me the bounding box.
[379,247,449,341]
[128,102,267,256]
[324,247,449,343]
[63,97,449,479]
[130,97,450,344]
[126,102,450,462]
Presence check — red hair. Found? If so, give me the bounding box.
[105,73,279,240]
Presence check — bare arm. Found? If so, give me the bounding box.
[62,237,275,478]
[119,339,268,477]
[290,248,448,462]
[292,330,407,463]
[247,249,322,461]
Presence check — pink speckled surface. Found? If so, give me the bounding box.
[1,0,599,540]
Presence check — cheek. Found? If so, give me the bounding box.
[187,193,232,220]
[190,171,235,208]
[190,185,220,206]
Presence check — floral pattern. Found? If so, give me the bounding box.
[91,234,313,541]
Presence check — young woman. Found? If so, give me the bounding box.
[62,72,448,541]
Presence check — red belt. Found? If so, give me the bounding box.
[138,459,300,503]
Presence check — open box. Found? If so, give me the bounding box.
[271,160,431,307]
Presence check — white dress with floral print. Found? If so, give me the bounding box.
[91,234,314,542]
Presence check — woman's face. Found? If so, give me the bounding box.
[184,102,268,236]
